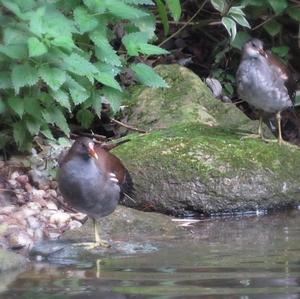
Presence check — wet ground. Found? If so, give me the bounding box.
[1,208,300,299]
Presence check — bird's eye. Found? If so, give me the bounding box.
[251,42,256,48]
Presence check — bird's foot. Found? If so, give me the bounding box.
[239,133,269,142]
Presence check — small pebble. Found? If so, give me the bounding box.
[10,171,20,181]
[46,201,58,210]
[68,220,82,230]
[27,201,42,210]
[50,211,71,228]
[27,216,41,229]
[16,175,29,185]
[31,189,46,200]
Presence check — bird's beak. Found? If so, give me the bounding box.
[258,48,266,57]
[88,142,99,160]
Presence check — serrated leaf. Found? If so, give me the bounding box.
[27,37,47,57]
[90,30,122,66]
[130,63,168,88]
[155,0,169,35]
[229,13,250,28]
[64,53,99,76]
[42,107,70,135]
[165,0,181,21]
[123,0,154,4]
[267,0,287,14]
[0,71,12,89]
[51,35,75,51]
[74,6,98,33]
[39,66,66,91]
[66,75,90,105]
[8,96,24,117]
[95,72,122,91]
[94,62,121,76]
[90,92,102,116]
[1,0,25,19]
[25,116,41,135]
[29,6,45,37]
[51,89,71,111]
[222,17,237,40]
[122,32,148,55]
[102,87,122,113]
[0,44,27,59]
[287,7,300,21]
[106,0,149,19]
[11,63,39,94]
[76,109,94,128]
[40,125,55,140]
[4,28,27,45]
[210,0,226,13]
[139,44,169,55]
[83,0,106,13]
[13,121,27,147]
[24,97,41,116]
[263,19,281,36]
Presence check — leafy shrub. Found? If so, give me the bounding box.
[0,0,179,150]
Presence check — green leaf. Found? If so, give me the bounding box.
[39,66,66,91]
[64,53,99,76]
[11,63,39,94]
[51,89,71,111]
[0,72,12,89]
[287,7,300,22]
[267,0,287,14]
[102,87,122,113]
[90,92,102,116]
[74,6,98,33]
[13,121,27,147]
[95,72,122,91]
[123,0,154,4]
[230,31,251,49]
[4,28,27,45]
[1,0,25,19]
[229,14,250,28]
[27,37,48,57]
[210,0,226,13]
[94,62,121,76]
[90,30,122,66]
[28,6,46,37]
[155,0,169,35]
[83,0,106,13]
[66,75,90,105]
[25,116,41,135]
[139,44,169,55]
[76,109,94,128]
[165,0,181,21]
[271,46,289,58]
[263,19,281,36]
[221,17,237,40]
[0,44,27,59]
[42,107,70,135]
[130,63,168,88]
[51,35,75,51]
[106,0,149,19]
[24,97,41,116]
[132,15,156,39]
[7,96,24,117]
[40,125,55,140]
[122,32,148,56]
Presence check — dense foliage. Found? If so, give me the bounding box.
[0,0,180,150]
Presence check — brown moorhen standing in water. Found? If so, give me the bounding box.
[236,38,296,145]
[58,137,133,247]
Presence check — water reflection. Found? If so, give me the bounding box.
[0,209,300,298]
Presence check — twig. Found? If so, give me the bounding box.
[70,132,107,142]
[0,188,21,194]
[159,0,209,48]
[110,118,148,133]
[251,14,278,31]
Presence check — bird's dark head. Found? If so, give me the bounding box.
[70,137,99,160]
[243,38,266,59]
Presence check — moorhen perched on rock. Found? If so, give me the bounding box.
[58,137,133,247]
[236,38,295,145]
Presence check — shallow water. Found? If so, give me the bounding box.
[1,209,300,299]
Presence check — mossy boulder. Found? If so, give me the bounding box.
[127,64,269,135]
[114,122,300,216]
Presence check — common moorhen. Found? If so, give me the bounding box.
[58,137,133,247]
[236,38,295,145]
